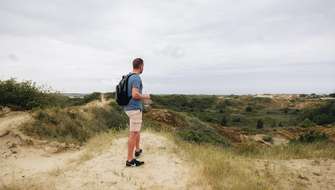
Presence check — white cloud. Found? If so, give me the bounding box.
[0,0,334,94]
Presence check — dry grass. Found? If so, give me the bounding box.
[232,141,335,160]
[179,142,335,190]
[176,142,271,190]
[147,128,335,190]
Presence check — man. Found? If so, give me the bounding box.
[124,58,150,167]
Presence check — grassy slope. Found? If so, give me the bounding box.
[143,95,335,190]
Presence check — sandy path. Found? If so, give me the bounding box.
[1,131,194,190]
[53,132,192,190]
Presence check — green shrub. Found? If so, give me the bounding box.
[278,122,284,127]
[245,106,253,112]
[0,79,69,110]
[231,114,245,123]
[82,92,101,103]
[301,100,335,125]
[177,127,230,146]
[291,131,329,144]
[256,119,264,129]
[104,92,115,100]
[262,135,273,143]
[23,105,127,144]
[151,95,217,112]
[299,118,316,128]
[220,115,229,126]
[192,112,223,124]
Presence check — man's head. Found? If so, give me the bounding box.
[132,58,144,74]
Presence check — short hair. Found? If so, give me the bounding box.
[133,58,144,69]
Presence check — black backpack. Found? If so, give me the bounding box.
[115,73,135,106]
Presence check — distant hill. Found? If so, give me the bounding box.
[61,93,88,98]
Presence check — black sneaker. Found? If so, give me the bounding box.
[126,159,144,167]
[135,149,142,157]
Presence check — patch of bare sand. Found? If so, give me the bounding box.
[255,159,335,190]
[0,112,31,136]
[53,132,194,190]
[1,131,197,190]
[0,111,83,188]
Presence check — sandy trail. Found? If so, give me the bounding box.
[52,132,192,190]
[1,131,194,190]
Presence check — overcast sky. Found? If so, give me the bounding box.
[0,0,334,94]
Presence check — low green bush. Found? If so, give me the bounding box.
[0,79,69,110]
[299,118,316,128]
[23,105,127,144]
[291,131,329,144]
[256,119,264,129]
[104,92,115,100]
[177,127,230,146]
[301,100,335,125]
[176,117,230,146]
[262,135,273,143]
[245,106,253,112]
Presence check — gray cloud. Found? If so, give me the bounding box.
[0,0,334,94]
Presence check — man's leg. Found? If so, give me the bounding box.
[127,131,138,161]
[135,132,140,151]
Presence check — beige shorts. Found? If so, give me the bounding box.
[125,110,143,132]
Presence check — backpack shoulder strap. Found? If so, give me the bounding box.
[125,73,136,95]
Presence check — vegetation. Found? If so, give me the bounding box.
[145,110,230,146]
[0,79,102,110]
[180,116,229,146]
[22,102,127,144]
[256,119,264,129]
[0,79,68,110]
[152,94,335,129]
[104,92,115,100]
[301,100,335,125]
[172,132,335,190]
[3,78,335,190]
[262,135,273,143]
[291,131,329,143]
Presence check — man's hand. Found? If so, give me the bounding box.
[143,94,152,106]
[132,87,150,100]
[142,94,151,100]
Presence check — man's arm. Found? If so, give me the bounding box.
[132,87,150,100]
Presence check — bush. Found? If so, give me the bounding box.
[278,122,284,127]
[104,92,115,100]
[256,119,264,129]
[0,79,69,110]
[245,106,253,112]
[231,114,243,123]
[299,118,316,128]
[192,112,224,124]
[313,114,335,125]
[82,92,101,103]
[292,131,329,143]
[177,126,230,146]
[151,95,217,112]
[23,105,127,144]
[220,115,228,126]
[262,135,273,143]
[301,100,335,125]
